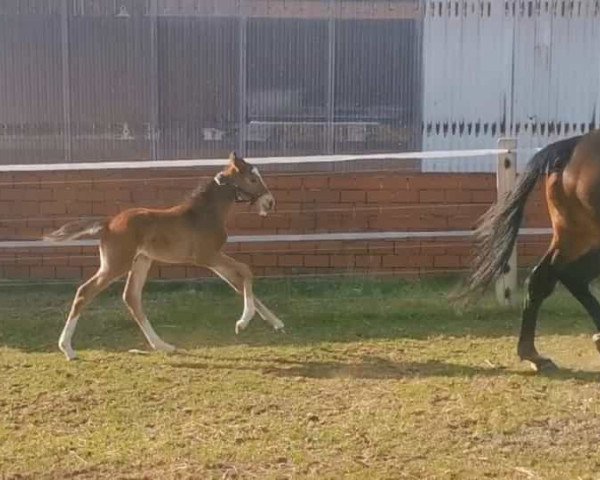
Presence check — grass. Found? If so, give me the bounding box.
[1,276,600,479]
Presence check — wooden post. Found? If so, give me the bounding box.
[495,138,518,306]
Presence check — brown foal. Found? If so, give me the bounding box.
[45,152,284,360]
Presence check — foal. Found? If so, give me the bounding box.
[45,152,284,360]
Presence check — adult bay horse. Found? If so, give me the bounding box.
[45,152,284,360]
[461,130,600,371]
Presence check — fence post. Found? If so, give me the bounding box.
[495,138,518,305]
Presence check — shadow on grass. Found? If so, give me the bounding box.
[167,355,600,383]
[0,277,595,354]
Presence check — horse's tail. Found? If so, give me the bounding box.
[454,135,582,304]
[44,218,106,242]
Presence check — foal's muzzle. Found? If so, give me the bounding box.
[257,193,275,217]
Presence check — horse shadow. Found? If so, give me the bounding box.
[167,353,600,383]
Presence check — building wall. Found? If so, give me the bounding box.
[422,0,600,171]
[0,168,550,281]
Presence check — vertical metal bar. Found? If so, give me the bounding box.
[495,137,518,306]
[149,0,159,160]
[60,0,72,161]
[238,11,248,156]
[326,0,335,154]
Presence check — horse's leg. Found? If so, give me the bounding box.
[207,253,264,333]
[554,250,600,354]
[59,268,122,361]
[518,250,559,371]
[122,255,175,353]
[254,298,285,331]
[208,253,284,331]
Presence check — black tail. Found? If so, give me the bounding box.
[454,135,582,303]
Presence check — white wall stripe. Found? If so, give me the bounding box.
[0,228,552,249]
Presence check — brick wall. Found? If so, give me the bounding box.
[0,168,551,281]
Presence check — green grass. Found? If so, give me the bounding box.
[1,277,600,479]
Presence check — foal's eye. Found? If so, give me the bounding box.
[250,177,258,184]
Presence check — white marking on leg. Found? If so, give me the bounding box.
[255,298,285,330]
[235,281,256,334]
[58,315,79,361]
[139,317,175,352]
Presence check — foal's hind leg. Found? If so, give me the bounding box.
[518,250,559,372]
[122,255,175,353]
[208,253,284,332]
[59,268,123,360]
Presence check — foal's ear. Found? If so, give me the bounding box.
[229,151,247,171]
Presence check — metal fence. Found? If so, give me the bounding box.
[0,0,422,164]
[1,1,600,169]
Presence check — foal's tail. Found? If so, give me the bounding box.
[44,218,106,242]
[454,135,582,304]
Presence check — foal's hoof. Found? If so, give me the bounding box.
[154,342,176,354]
[593,333,600,354]
[525,357,559,373]
[274,324,285,333]
[235,321,248,335]
[59,345,77,361]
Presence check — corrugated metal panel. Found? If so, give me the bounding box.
[68,5,154,161]
[2,0,600,169]
[157,16,239,159]
[0,0,64,163]
[246,17,329,156]
[422,1,512,171]
[334,16,422,154]
[422,0,600,172]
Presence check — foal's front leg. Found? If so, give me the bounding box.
[208,253,284,332]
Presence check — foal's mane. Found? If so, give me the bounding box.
[186,175,234,207]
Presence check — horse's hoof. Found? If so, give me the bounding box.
[526,357,559,373]
[235,322,247,335]
[155,343,176,354]
[592,333,600,354]
[59,345,77,361]
[273,324,285,333]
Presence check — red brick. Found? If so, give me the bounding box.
[472,190,495,203]
[444,189,472,203]
[55,266,83,279]
[3,265,30,279]
[272,176,302,189]
[67,202,93,215]
[458,175,494,189]
[159,266,187,279]
[330,254,355,267]
[382,255,411,267]
[419,190,445,203]
[278,255,304,267]
[304,255,329,267]
[328,176,360,190]
[0,201,13,214]
[30,266,56,279]
[40,202,67,215]
[252,254,278,267]
[355,255,382,268]
[434,255,461,268]
[302,176,329,189]
[409,175,461,190]
[340,190,366,203]
[406,255,434,267]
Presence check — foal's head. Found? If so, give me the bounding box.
[215,152,275,216]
